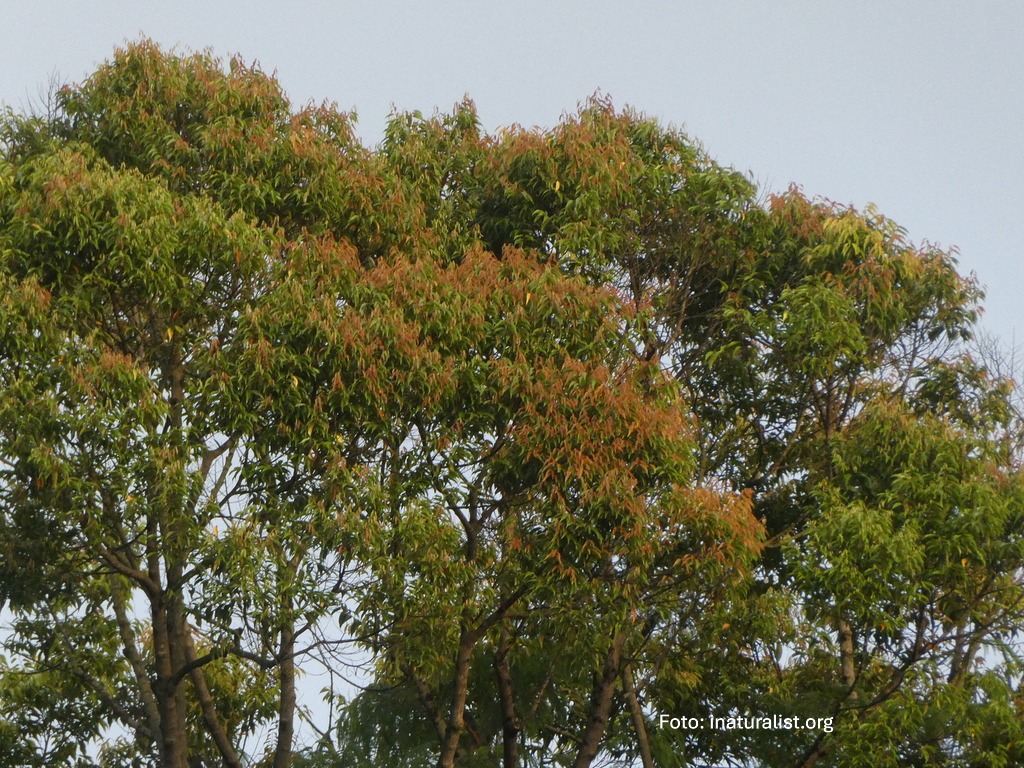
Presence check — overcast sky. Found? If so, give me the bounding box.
[4,2,1022,346]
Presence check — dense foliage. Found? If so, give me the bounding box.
[1,41,1021,768]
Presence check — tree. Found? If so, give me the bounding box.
[0,40,418,767]
[329,99,1024,766]
[2,41,1022,768]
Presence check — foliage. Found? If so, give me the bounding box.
[1,40,1022,768]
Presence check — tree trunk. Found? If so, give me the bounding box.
[494,636,521,768]
[273,614,297,768]
[437,623,478,768]
[572,631,627,768]
[621,663,654,768]
[152,592,189,768]
[837,618,856,689]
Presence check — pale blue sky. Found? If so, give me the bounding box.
[4,1,1022,345]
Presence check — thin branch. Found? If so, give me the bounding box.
[109,574,163,740]
[182,627,245,768]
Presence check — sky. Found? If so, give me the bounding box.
[4,2,1022,349]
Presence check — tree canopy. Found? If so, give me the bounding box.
[1,41,1021,768]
